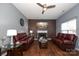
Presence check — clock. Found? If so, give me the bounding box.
[20,18,24,26]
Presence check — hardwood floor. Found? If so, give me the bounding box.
[23,40,79,56]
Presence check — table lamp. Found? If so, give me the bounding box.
[30,30,33,36]
[7,29,17,45]
[30,30,33,33]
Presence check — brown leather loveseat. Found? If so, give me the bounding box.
[52,33,77,51]
[13,33,34,50]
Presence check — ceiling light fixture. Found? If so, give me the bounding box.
[37,3,56,14]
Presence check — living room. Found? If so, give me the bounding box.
[0,2,79,56]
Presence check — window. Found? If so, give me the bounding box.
[61,18,76,34]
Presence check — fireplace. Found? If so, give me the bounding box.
[37,30,48,39]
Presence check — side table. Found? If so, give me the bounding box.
[1,43,23,56]
[7,44,23,56]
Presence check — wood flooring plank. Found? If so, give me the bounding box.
[23,40,79,56]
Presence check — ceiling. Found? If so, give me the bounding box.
[13,3,77,20]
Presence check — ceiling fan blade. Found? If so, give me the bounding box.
[42,10,45,14]
[37,3,44,8]
[47,5,56,9]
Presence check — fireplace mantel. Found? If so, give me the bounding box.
[37,30,48,33]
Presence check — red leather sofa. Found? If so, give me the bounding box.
[52,33,77,51]
[13,33,34,50]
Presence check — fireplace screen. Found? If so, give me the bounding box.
[37,30,48,39]
[38,33,47,39]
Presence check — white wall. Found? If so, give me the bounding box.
[0,3,28,46]
[56,4,79,49]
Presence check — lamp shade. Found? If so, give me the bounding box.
[30,30,33,33]
[7,29,17,36]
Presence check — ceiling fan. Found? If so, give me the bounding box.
[37,3,56,14]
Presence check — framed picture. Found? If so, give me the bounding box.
[37,22,48,29]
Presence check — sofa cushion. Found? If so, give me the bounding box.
[55,39,63,44]
[56,33,63,39]
[65,34,75,41]
[17,33,27,39]
[56,33,61,38]
[63,40,73,44]
[20,40,28,44]
[62,34,66,39]
[13,36,19,43]
[21,37,29,41]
